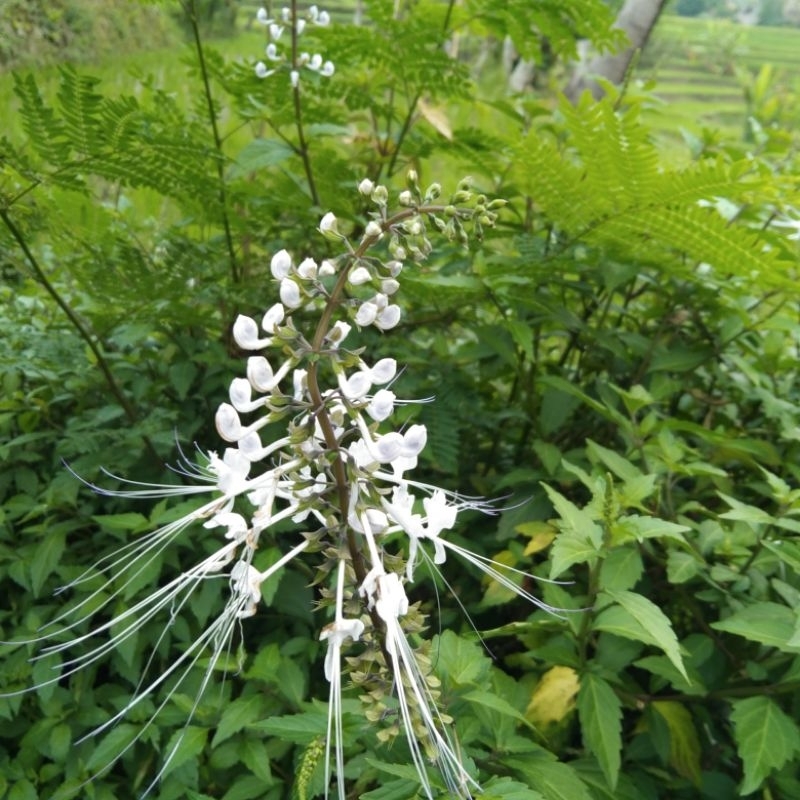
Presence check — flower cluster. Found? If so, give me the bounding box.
[255,4,333,87]
[7,178,548,800]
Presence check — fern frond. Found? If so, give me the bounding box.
[56,66,104,158]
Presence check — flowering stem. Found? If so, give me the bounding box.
[291,0,320,206]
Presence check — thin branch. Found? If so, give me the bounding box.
[0,207,161,465]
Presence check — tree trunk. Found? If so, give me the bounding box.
[566,0,669,103]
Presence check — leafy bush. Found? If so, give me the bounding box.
[1,1,799,798]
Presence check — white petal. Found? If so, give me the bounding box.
[375,305,401,330]
[262,303,285,334]
[280,279,302,309]
[368,358,396,384]
[233,315,269,350]
[270,249,292,279]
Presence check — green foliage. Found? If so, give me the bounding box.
[2,0,800,798]
[0,0,180,71]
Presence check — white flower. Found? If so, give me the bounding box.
[358,178,375,196]
[280,278,302,309]
[265,42,280,61]
[297,257,318,280]
[375,304,401,330]
[366,389,395,421]
[233,314,271,350]
[269,23,284,39]
[320,60,335,77]
[255,62,274,79]
[355,301,377,327]
[270,249,293,279]
[256,7,271,24]
[246,354,292,393]
[290,69,300,88]
[262,303,285,334]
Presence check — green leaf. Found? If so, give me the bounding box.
[577,674,622,789]
[666,551,701,584]
[251,711,327,742]
[85,724,140,771]
[481,776,546,799]
[596,591,688,680]
[30,529,66,596]
[463,689,535,729]
[232,138,294,175]
[543,484,603,579]
[360,779,420,800]
[162,725,208,778]
[763,540,800,573]
[434,630,490,686]
[586,439,642,481]
[718,493,775,525]
[610,515,689,546]
[599,546,643,592]
[508,756,593,800]
[731,696,800,795]
[652,701,702,786]
[711,602,800,653]
[211,694,266,748]
[8,780,37,800]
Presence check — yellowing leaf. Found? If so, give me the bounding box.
[526,666,579,727]
[516,521,557,556]
[418,98,452,139]
[652,701,702,787]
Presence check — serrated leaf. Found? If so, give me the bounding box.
[434,630,490,686]
[211,694,266,748]
[711,602,800,653]
[577,674,622,790]
[652,701,702,786]
[544,484,603,579]
[731,696,800,795]
[251,711,326,742]
[595,591,687,680]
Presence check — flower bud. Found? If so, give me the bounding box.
[371,184,388,205]
[319,211,342,240]
[425,182,441,200]
[364,220,383,239]
[297,257,318,280]
[398,190,414,207]
[358,178,375,196]
[348,266,371,285]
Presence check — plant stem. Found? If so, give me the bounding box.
[290,0,320,206]
[184,0,240,284]
[0,207,161,465]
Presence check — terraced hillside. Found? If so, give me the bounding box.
[641,15,800,140]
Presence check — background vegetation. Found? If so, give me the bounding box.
[1,1,799,798]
